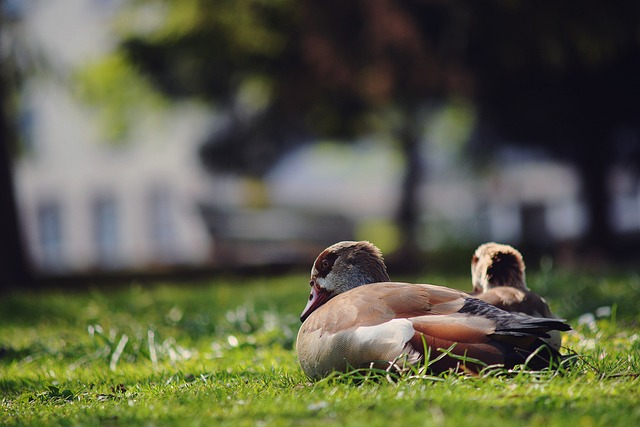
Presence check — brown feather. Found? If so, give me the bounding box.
[408,333,506,372]
[409,315,496,342]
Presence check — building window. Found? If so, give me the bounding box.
[36,200,64,271]
[148,187,175,262]
[93,195,119,268]
[19,109,36,154]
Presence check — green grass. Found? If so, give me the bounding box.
[1,272,639,426]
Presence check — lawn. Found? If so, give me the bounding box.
[1,270,639,426]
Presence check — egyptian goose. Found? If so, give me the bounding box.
[296,241,571,379]
[470,242,561,349]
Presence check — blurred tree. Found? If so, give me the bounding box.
[462,1,640,256]
[118,0,467,263]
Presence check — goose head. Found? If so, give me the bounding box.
[300,241,390,322]
[471,242,527,293]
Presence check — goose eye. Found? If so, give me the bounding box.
[321,259,330,269]
[472,255,479,265]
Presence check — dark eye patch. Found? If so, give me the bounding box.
[315,251,338,278]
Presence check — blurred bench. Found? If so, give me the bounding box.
[199,205,355,267]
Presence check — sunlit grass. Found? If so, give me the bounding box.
[1,272,639,426]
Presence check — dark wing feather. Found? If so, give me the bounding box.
[409,296,570,372]
[475,287,556,318]
[459,297,570,337]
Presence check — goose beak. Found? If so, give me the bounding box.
[300,280,334,323]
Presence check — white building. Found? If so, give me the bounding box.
[12,0,213,273]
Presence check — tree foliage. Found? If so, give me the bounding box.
[119,0,463,175]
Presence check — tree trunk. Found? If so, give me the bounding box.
[393,109,424,269]
[575,130,613,258]
[0,72,31,291]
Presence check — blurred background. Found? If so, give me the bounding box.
[1,0,639,288]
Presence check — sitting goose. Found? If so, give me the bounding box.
[470,242,561,350]
[296,241,570,379]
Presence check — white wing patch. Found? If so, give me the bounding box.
[297,318,422,378]
[352,318,415,350]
